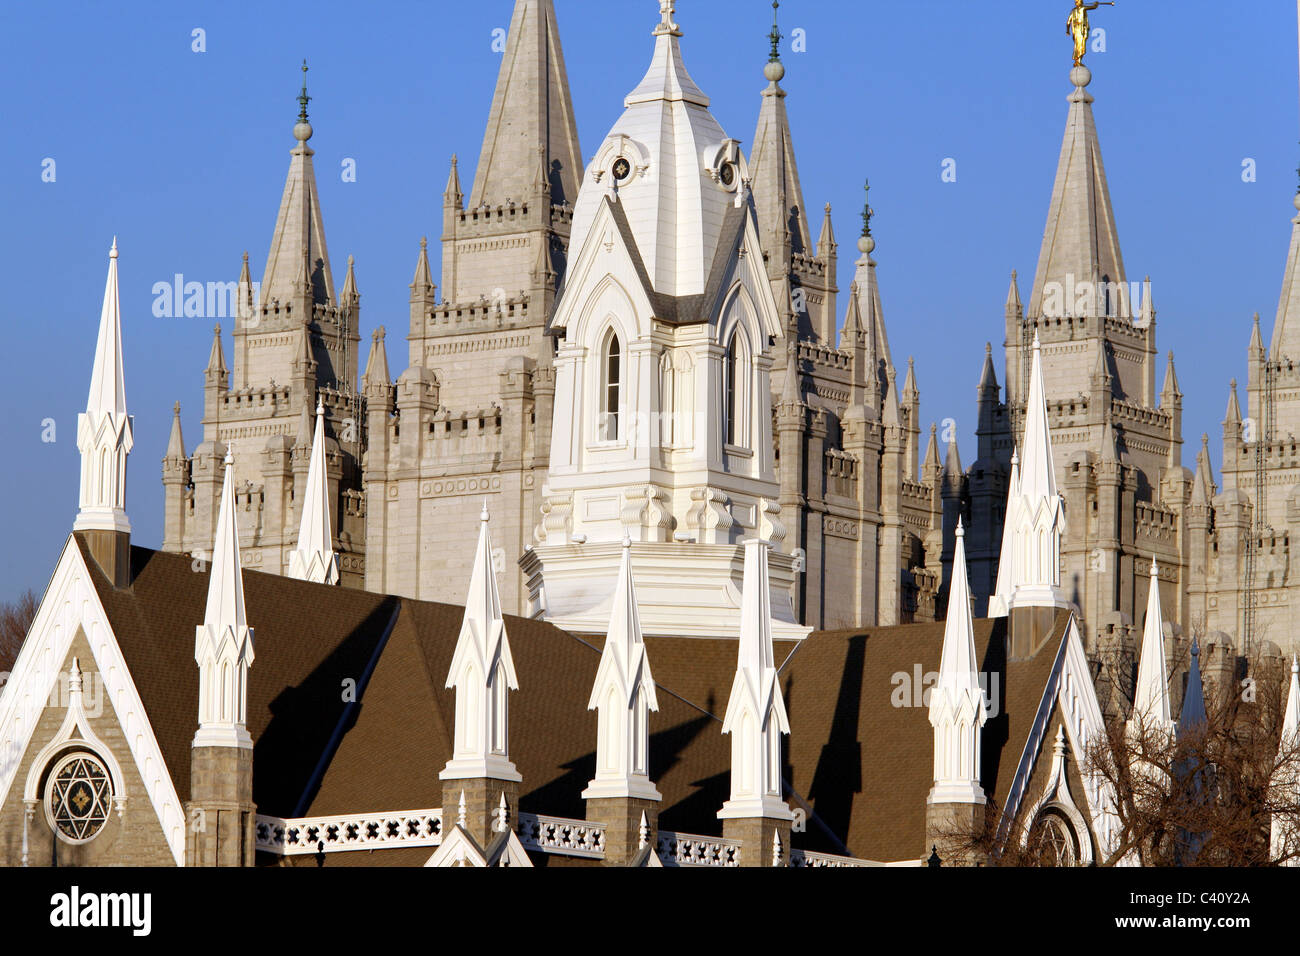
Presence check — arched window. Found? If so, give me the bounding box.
[1028,810,1079,867]
[459,663,479,755]
[600,331,622,441]
[631,687,646,775]
[725,330,748,448]
[491,660,508,755]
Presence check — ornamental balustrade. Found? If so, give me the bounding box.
[254,810,442,856]
[515,812,605,859]
[656,830,742,867]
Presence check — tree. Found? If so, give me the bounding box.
[933,648,1300,866]
[0,590,37,675]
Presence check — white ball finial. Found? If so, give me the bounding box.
[1070,65,1092,89]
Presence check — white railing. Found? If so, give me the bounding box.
[255,810,442,856]
[657,831,742,867]
[789,848,873,867]
[515,813,605,859]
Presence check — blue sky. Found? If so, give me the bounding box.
[0,0,1295,601]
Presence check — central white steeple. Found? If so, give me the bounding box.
[997,333,1069,613]
[522,0,806,642]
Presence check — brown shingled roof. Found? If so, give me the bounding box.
[80,538,1069,865]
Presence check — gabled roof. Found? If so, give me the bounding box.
[80,540,1073,865]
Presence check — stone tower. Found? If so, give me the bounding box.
[965,62,1186,652]
[162,65,364,586]
[363,0,582,612]
[1192,26,1300,658]
[1193,192,1300,655]
[748,5,939,629]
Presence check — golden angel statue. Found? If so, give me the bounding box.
[1067,0,1114,67]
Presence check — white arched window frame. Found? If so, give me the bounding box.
[490,659,509,757]
[598,326,623,444]
[723,326,752,451]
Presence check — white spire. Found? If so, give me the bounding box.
[287,401,339,585]
[74,239,134,534]
[928,520,988,805]
[193,450,255,749]
[719,539,793,822]
[441,504,522,783]
[1004,334,1068,610]
[1020,333,1057,500]
[628,1,706,106]
[1286,657,1300,746]
[88,238,127,415]
[1130,558,1173,731]
[989,447,1021,617]
[582,538,662,801]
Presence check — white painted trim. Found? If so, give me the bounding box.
[997,615,1120,863]
[0,537,186,865]
[1020,727,1095,865]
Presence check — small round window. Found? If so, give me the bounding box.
[719,162,736,188]
[45,752,113,844]
[612,157,631,182]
